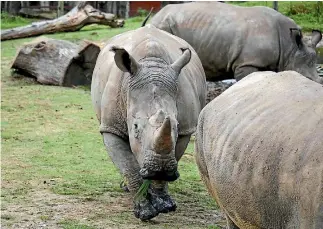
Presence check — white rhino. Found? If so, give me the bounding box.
[148,2,323,84]
[91,25,206,220]
[195,71,323,228]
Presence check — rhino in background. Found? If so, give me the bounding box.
[195,71,323,228]
[91,25,206,220]
[148,2,323,84]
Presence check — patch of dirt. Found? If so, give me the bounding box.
[1,186,225,229]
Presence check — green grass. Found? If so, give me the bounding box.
[1,16,219,229]
[1,12,37,29]
[59,220,97,229]
[229,1,323,31]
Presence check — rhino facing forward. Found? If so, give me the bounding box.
[195,71,323,228]
[91,25,206,220]
[150,2,323,83]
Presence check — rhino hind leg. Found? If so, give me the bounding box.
[175,135,191,161]
[234,66,259,81]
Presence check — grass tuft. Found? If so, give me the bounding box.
[134,180,152,202]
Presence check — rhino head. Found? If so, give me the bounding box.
[111,46,191,181]
[288,29,322,84]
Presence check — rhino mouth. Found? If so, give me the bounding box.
[140,169,180,181]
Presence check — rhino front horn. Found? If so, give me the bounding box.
[171,48,191,75]
[153,116,174,154]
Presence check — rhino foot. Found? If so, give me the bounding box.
[134,198,159,221]
[149,188,176,213]
[133,187,176,220]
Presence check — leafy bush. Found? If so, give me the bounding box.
[287,2,314,15]
[1,12,36,29]
[136,8,149,17]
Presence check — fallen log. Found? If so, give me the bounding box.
[11,37,101,87]
[1,2,124,41]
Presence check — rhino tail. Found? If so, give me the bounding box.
[141,7,154,27]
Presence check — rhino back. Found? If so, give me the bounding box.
[151,2,297,80]
[91,25,206,138]
[197,71,323,228]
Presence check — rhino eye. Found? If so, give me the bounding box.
[134,124,138,129]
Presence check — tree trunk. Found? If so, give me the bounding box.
[57,1,65,17]
[1,2,124,41]
[11,37,101,87]
[7,1,21,15]
[273,1,278,11]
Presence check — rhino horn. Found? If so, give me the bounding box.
[153,116,174,154]
[171,48,191,76]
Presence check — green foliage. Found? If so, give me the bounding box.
[0,12,37,29]
[137,7,149,17]
[134,180,152,201]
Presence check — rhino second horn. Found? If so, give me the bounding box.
[153,117,173,154]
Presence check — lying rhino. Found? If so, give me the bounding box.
[91,25,206,220]
[195,71,323,228]
[149,2,323,83]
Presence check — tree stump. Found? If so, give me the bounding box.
[1,2,125,41]
[11,37,101,87]
[206,80,236,104]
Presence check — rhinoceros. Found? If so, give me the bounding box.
[91,25,206,220]
[148,2,323,84]
[195,70,323,228]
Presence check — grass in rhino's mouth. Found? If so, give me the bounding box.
[134,180,152,202]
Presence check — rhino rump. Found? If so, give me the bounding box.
[195,71,323,228]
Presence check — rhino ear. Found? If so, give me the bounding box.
[171,48,191,76]
[311,30,322,48]
[290,28,303,49]
[110,46,139,74]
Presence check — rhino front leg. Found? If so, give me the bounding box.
[141,135,191,216]
[147,135,192,213]
[149,180,176,213]
[103,133,142,192]
[102,133,159,220]
[234,66,259,81]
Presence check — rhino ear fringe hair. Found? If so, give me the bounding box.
[290,28,303,48]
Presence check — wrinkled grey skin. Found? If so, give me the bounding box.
[149,2,323,83]
[91,25,206,220]
[195,71,323,229]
